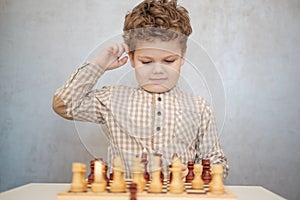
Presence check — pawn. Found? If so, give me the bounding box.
[191,164,204,189]
[209,165,225,195]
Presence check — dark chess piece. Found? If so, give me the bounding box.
[185,161,195,183]
[129,182,138,200]
[141,151,150,182]
[201,159,212,184]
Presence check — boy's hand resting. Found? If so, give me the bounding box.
[90,43,129,71]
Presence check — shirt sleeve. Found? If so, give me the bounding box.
[52,62,110,124]
[195,101,229,178]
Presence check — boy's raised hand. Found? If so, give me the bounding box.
[90,43,129,71]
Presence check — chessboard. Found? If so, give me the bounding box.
[57,180,237,200]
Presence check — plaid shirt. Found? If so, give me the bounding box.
[53,62,229,178]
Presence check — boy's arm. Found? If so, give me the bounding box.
[52,62,108,123]
[52,43,129,123]
[196,103,229,178]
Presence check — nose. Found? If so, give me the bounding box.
[152,63,164,74]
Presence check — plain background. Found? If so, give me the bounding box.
[0,0,299,200]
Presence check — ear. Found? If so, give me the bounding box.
[129,52,135,68]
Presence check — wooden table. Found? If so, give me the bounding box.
[0,183,286,200]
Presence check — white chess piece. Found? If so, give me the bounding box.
[209,165,225,194]
[91,161,107,192]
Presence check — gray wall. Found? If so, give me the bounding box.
[0,0,299,200]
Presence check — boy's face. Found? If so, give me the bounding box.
[129,40,185,93]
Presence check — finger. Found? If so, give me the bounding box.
[122,43,129,53]
[110,43,120,56]
[118,56,128,66]
[111,56,128,69]
[116,43,126,57]
[107,44,116,54]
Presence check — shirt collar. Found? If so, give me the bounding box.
[137,86,181,96]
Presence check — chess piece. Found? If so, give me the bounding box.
[191,163,204,189]
[209,165,225,194]
[88,158,102,184]
[185,161,194,183]
[202,159,212,184]
[110,156,126,193]
[169,156,184,194]
[141,150,150,182]
[70,163,86,192]
[129,183,138,200]
[91,161,107,192]
[149,155,163,193]
[132,156,146,192]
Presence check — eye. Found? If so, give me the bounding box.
[141,61,152,64]
[165,59,175,63]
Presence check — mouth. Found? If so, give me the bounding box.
[149,78,168,81]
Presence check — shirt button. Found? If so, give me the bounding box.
[157,97,162,101]
[157,111,161,116]
[156,127,161,131]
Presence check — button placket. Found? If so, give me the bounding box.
[152,94,163,150]
[155,94,163,149]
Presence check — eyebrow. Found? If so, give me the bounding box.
[137,55,179,60]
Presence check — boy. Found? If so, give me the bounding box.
[52,0,228,178]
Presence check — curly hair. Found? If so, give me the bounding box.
[123,0,192,51]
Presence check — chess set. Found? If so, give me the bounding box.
[57,153,237,200]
